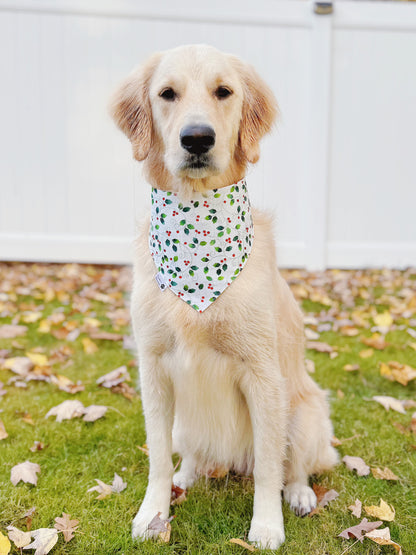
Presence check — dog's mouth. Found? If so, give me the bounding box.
[177,154,219,177]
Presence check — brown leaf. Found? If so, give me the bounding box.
[348,499,362,518]
[171,484,187,506]
[230,538,257,551]
[11,461,40,486]
[29,441,47,452]
[23,507,36,531]
[380,361,416,386]
[89,330,123,341]
[137,444,149,456]
[361,333,387,350]
[147,512,173,543]
[96,366,131,388]
[364,499,395,521]
[338,518,382,542]
[371,467,399,481]
[312,483,339,507]
[54,513,79,542]
[342,455,370,476]
[343,364,360,372]
[207,466,229,478]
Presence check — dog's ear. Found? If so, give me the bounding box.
[109,54,161,162]
[233,58,278,164]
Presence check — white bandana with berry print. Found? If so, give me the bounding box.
[149,178,254,312]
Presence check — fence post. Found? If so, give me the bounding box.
[304,1,333,270]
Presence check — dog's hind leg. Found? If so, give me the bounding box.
[173,455,198,490]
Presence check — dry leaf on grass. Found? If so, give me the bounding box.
[171,484,187,506]
[359,348,374,359]
[0,420,8,440]
[7,526,31,549]
[82,405,108,422]
[348,499,362,518]
[25,352,48,367]
[111,473,127,493]
[342,455,370,476]
[364,499,395,521]
[373,311,393,330]
[379,361,416,386]
[88,473,126,499]
[81,337,98,354]
[45,400,85,422]
[306,341,334,354]
[361,333,387,350]
[11,461,40,486]
[54,513,79,542]
[0,531,11,555]
[137,444,149,456]
[89,331,123,341]
[229,538,256,551]
[338,518,382,542]
[29,441,46,452]
[3,357,33,376]
[147,512,174,543]
[365,527,402,554]
[312,483,339,508]
[0,324,27,338]
[372,396,406,414]
[23,528,58,555]
[371,467,399,481]
[96,366,131,388]
[343,364,360,372]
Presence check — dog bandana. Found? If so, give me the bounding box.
[149,178,253,312]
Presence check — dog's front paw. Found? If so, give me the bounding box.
[131,507,169,541]
[248,519,285,550]
[283,483,317,516]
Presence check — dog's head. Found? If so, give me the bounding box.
[110,45,277,189]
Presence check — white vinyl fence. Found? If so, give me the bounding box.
[0,0,415,269]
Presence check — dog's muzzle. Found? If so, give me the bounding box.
[180,125,216,155]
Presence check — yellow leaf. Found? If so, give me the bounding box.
[38,319,51,334]
[364,499,395,521]
[373,311,393,328]
[230,538,256,552]
[359,349,374,359]
[0,531,11,555]
[22,311,42,323]
[365,528,402,554]
[26,352,48,367]
[82,337,98,354]
[371,467,399,481]
[84,317,101,328]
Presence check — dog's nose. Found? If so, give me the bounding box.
[180,125,216,155]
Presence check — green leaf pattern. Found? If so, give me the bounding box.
[149,178,253,312]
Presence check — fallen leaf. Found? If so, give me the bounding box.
[23,528,58,555]
[0,324,27,338]
[359,348,374,359]
[364,499,395,521]
[147,512,173,543]
[22,413,35,426]
[230,538,256,552]
[340,326,359,337]
[21,311,42,324]
[312,483,339,507]
[23,508,36,531]
[96,366,131,388]
[171,484,187,506]
[111,382,136,400]
[344,364,360,372]
[361,333,387,350]
[137,444,149,456]
[7,526,31,548]
[29,441,46,452]
[371,467,399,481]
[331,436,342,447]
[0,531,11,555]
[89,331,123,341]
[25,352,48,367]
[305,328,320,340]
[207,466,229,478]
[81,337,98,354]
[0,420,8,440]
[87,479,113,500]
[111,473,127,493]
[82,405,108,422]
[373,311,393,329]
[11,461,41,486]
[54,513,79,542]
[45,400,85,422]
[2,357,33,376]
[365,527,402,554]
[372,396,406,414]
[342,455,370,476]
[338,518,382,542]
[380,361,416,386]
[348,499,362,518]
[306,341,333,353]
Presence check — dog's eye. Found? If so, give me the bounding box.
[159,87,176,101]
[215,86,233,99]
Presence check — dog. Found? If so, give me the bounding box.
[110,44,338,550]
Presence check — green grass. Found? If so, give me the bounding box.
[0,264,415,554]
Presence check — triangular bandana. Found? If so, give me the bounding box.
[149,178,254,312]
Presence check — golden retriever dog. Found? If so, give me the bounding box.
[110,44,338,550]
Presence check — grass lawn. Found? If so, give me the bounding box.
[0,263,415,554]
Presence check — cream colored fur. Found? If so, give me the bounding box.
[110,44,338,550]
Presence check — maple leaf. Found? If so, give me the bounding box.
[338,518,382,542]
[371,467,399,481]
[147,512,174,543]
[342,455,370,476]
[372,396,406,414]
[0,420,8,440]
[0,324,27,338]
[0,531,11,555]
[230,538,257,552]
[11,461,41,486]
[364,499,395,521]
[45,400,85,422]
[348,499,362,518]
[82,405,108,422]
[87,479,113,500]
[111,473,127,493]
[312,483,339,507]
[23,528,58,555]
[365,527,402,554]
[54,513,79,542]
[7,526,32,548]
